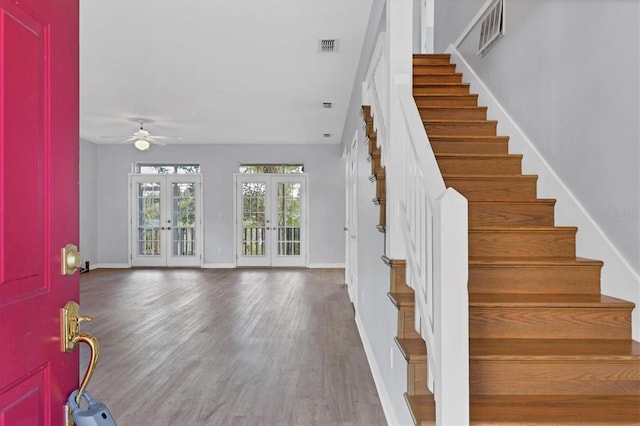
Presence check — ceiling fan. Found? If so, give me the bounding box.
[102,119,168,151]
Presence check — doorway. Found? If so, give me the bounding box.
[130,174,203,267]
[345,133,359,308]
[235,174,307,267]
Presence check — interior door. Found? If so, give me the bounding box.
[346,135,359,307]
[0,1,79,424]
[131,174,202,267]
[236,174,307,267]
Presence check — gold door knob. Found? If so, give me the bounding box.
[62,244,82,275]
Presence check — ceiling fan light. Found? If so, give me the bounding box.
[134,138,150,151]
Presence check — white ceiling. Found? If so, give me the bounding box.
[80,0,373,146]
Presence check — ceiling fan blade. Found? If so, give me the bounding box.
[150,139,167,146]
[116,136,137,144]
[101,135,129,140]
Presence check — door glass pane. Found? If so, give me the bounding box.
[277,182,301,256]
[137,182,161,256]
[172,182,196,256]
[242,182,266,256]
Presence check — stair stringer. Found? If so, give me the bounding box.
[447,45,640,340]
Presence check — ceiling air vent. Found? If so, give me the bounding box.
[322,102,333,109]
[477,0,504,56]
[320,39,338,52]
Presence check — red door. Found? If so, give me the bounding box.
[0,0,79,424]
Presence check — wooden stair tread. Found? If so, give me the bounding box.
[419,106,485,111]
[414,72,463,77]
[413,64,456,71]
[444,173,537,178]
[469,293,635,308]
[415,94,476,99]
[405,393,436,426]
[381,256,405,267]
[414,53,450,59]
[395,337,427,361]
[388,292,415,308]
[429,135,509,140]
[369,171,385,182]
[469,226,577,232]
[413,83,470,88]
[470,395,640,425]
[468,199,556,205]
[423,119,498,124]
[469,257,604,267]
[435,153,522,159]
[413,63,455,68]
[429,136,510,154]
[470,338,640,360]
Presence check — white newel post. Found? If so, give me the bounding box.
[434,188,469,425]
[385,0,413,260]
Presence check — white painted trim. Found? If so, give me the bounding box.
[453,0,495,48]
[203,263,235,269]
[355,314,401,426]
[448,45,640,340]
[308,263,345,269]
[91,263,130,269]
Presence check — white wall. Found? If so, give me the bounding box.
[81,142,345,267]
[80,139,98,267]
[438,0,640,274]
[341,1,386,152]
[351,129,414,426]
[435,0,640,338]
[434,0,482,53]
[340,3,416,423]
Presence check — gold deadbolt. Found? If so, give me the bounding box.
[62,244,82,275]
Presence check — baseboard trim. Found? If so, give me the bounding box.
[355,313,400,426]
[91,263,130,269]
[308,263,345,269]
[202,263,235,269]
[89,262,344,270]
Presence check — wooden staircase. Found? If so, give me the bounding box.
[363,54,640,425]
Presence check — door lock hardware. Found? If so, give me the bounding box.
[62,244,82,275]
[61,301,100,403]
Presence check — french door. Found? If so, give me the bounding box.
[130,174,202,267]
[236,174,307,267]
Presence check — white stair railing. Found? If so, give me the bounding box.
[363,29,470,426]
[396,84,469,426]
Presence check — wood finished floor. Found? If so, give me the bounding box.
[79,268,386,426]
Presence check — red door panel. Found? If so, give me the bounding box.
[0,0,79,424]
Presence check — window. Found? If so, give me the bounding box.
[239,164,304,174]
[136,163,201,174]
